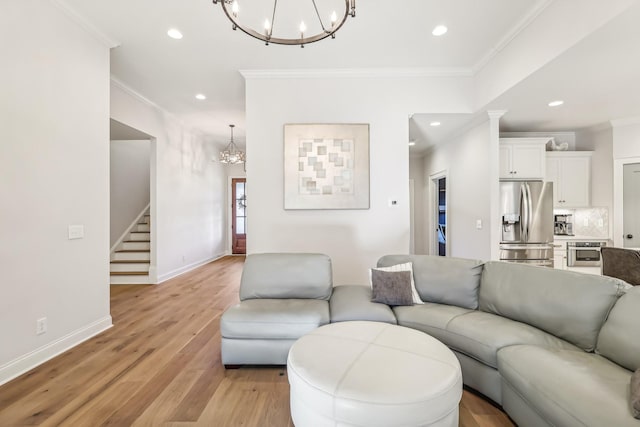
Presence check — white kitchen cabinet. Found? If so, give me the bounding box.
[553,241,567,270]
[499,138,550,180]
[545,152,592,208]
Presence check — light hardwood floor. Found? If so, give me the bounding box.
[0,256,515,426]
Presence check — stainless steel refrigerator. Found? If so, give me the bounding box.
[500,181,554,267]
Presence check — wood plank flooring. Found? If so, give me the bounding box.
[0,256,515,426]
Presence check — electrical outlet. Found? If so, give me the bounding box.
[36,317,47,335]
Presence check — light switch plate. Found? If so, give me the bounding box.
[476,219,483,229]
[68,225,84,240]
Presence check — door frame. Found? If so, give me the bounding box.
[613,156,640,247]
[227,176,246,254]
[429,170,449,256]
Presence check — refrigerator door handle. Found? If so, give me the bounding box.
[521,184,530,242]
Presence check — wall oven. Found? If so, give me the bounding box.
[567,241,606,267]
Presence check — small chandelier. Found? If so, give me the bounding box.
[219,124,246,164]
[211,0,356,47]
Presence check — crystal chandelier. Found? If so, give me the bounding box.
[211,0,356,47]
[219,124,246,164]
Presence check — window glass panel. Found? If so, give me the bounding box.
[235,182,245,199]
[236,203,245,217]
[236,217,245,234]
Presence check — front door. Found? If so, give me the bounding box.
[623,163,640,248]
[232,178,246,254]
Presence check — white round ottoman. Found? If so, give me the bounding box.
[287,321,462,427]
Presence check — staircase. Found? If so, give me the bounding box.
[110,211,151,284]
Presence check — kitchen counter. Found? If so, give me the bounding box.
[553,235,610,241]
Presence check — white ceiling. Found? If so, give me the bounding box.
[60,0,640,152]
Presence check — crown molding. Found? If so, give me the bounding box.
[472,0,554,74]
[110,76,164,112]
[610,116,640,128]
[240,67,474,80]
[49,0,120,48]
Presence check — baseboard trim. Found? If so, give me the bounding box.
[0,315,113,386]
[157,254,226,284]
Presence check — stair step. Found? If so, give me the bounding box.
[115,249,150,253]
[127,232,150,241]
[110,271,148,276]
[121,241,150,250]
[110,260,150,264]
[110,274,151,285]
[135,224,150,232]
[110,262,150,273]
[123,240,150,243]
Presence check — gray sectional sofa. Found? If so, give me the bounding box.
[220,253,640,426]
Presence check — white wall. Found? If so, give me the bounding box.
[110,82,227,283]
[475,0,636,108]
[612,120,640,159]
[0,0,111,384]
[244,73,472,284]
[110,140,151,246]
[576,126,614,225]
[423,121,493,261]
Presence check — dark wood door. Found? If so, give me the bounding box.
[232,178,246,254]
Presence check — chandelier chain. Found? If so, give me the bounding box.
[311,0,327,33]
[270,0,278,39]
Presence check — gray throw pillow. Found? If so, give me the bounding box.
[371,270,413,306]
[632,369,640,419]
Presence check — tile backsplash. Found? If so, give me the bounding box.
[555,207,609,238]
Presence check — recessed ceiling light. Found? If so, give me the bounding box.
[430,121,441,127]
[195,94,206,100]
[408,141,417,146]
[548,100,564,107]
[432,25,448,36]
[167,28,183,39]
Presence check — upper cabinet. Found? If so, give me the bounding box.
[545,152,593,208]
[499,138,551,180]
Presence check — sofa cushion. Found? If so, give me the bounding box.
[371,270,413,306]
[378,255,483,309]
[330,285,397,324]
[221,299,330,339]
[393,302,472,344]
[479,261,629,351]
[597,286,640,371]
[239,253,332,301]
[445,311,580,368]
[395,305,579,368]
[499,345,638,427]
[393,303,472,345]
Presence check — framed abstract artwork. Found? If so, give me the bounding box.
[284,123,370,210]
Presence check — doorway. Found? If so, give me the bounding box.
[431,172,447,256]
[231,178,247,254]
[623,163,640,248]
